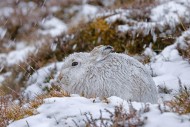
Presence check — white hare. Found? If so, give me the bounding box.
[59,45,158,103]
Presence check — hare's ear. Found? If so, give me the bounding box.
[90,45,114,62]
[90,45,104,56]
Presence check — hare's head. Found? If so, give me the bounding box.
[59,45,114,87]
[59,52,89,86]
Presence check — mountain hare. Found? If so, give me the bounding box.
[59,45,158,103]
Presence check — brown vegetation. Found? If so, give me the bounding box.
[84,103,148,127]
[1,0,190,126]
[168,85,190,114]
[0,87,69,127]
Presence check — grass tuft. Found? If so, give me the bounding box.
[168,85,190,114]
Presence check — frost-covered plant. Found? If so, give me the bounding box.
[178,36,190,62]
[169,85,190,114]
[0,87,69,127]
[83,103,149,127]
[68,18,126,53]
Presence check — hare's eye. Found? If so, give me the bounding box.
[72,62,78,66]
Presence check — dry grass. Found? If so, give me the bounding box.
[178,36,190,62]
[0,37,66,95]
[158,85,173,94]
[108,0,156,9]
[0,1,47,42]
[83,102,149,127]
[1,15,188,97]
[0,87,69,127]
[1,0,190,126]
[67,17,177,55]
[1,84,190,127]
[0,0,87,53]
[1,0,189,96]
[68,18,127,53]
[0,95,35,127]
[168,85,190,114]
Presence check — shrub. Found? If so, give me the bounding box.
[168,85,190,114]
[0,87,69,127]
[178,36,190,62]
[68,18,126,53]
[0,38,66,95]
[83,103,149,127]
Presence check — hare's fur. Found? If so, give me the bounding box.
[59,45,158,103]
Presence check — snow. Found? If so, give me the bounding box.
[80,4,99,17]
[148,28,190,94]
[9,31,190,126]
[144,46,156,58]
[6,45,35,66]
[144,106,190,127]
[24,62,63,99]
[106,14,126,23]
[150,1,190,24]
[39,17,68,37]
[141,29,190,102]
[0,75,5,85]
[49,6,61,13]
[0,27,7,39]
[105,10,130,23]
[18,1,37,15]
[8,96,190,127]
[68,4,99,26]
[154,44,182,62]
[0,42,35,66]
[118,22,160,42]
[8,96,115,127]
[176,28,190,49]
[152,59,190,92]
[0,7,14,17]
[0,72,11,86]
[101,0,115,7]
[2,0,190,127]
[114,0,190,43]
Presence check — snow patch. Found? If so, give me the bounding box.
[0,7,14,17]
[150,1,190,24]
[69,4,99,26]
[8,96,190,127]
[101,0,115,7]
[39,17,68,37]
[0,28,7,39]
[6,46,35,66]
[24,62,63,99]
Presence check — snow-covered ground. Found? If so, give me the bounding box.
[8,96,190,127]
[39,17,68,37]
[24,62,63,99]
[0,42,34,63]
[1,0,190,127]
[8,36,190,126]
